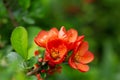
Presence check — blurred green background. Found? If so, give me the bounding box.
[0,0,120,80]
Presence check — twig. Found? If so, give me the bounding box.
[27,68,39,76]
[3,0,18,27]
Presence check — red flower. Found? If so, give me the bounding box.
[33,26,94,79]
[69,41,94,72]
[34,28,58,48]
[45,39,68,64]
[34,26,94,71]
[35,26,78,64]
[34,26,78,49]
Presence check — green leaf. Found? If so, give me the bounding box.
[11,26,28,60]
[41,72,46,79]
[7,52,24,64]
[26,56,38,69]
[18,0,30,9]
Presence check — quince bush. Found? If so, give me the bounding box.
[11,26,94,80]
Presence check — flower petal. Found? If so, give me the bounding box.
[73,35,84,52]
[43,50,50,62]
[58,26,68,41]
[67,29,78,43]
[76,41,89,56]
[68,56,77,69]
[49,27,58,38]
[79,51,94,64]
[76,35,84,42]
[75,63,89,72]
[34,30,49,47]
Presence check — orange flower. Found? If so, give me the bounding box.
[34,28,58,48]
[34,26,94,72]
[34,26,78,49]
[35,26,78,64]
[45,39,68,64]
[69,41,94,72]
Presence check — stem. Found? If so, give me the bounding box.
[27,68,39,76]
[3,0,18,27]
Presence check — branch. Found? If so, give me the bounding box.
[3,0,18,27]
[27,68,39,76]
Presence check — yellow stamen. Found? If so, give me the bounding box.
[51,50,60,60]
[74,54,80,63]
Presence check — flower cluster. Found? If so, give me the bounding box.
[34,26,94,79]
